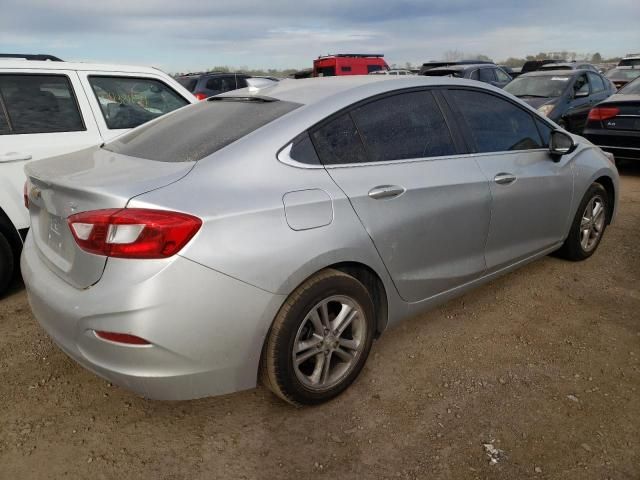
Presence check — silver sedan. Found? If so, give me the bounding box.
[21,76,619,405]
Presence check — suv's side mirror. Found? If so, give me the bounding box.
[549,130,576,159]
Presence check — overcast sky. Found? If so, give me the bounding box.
[1,0,638,72]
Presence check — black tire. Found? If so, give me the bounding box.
[261,269,375,406]
[0,231,14,297]
[556,183,609,261]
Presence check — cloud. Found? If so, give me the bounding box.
[1,0,638,71]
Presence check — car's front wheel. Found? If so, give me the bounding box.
[261,269,375,405]
[557,182,609,261]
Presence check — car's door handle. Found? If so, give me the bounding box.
[368,185,406,200]
[0,152,32,163]
[494,173,517,185]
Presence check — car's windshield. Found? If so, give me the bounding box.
[504,75,571,98]
[104,97,301,162]
[606,68,640,81]
[619,76,640,94]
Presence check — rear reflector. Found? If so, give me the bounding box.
[67,208,202,259]
[588,107,620,121]
[95,331,150,345]
[194,92,208,100]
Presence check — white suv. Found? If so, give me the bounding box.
[0,55,197,294]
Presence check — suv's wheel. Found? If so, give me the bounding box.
[557,182,609,261]
[261,269,375,406]
[0,232,14,296]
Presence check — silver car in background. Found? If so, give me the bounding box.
[21,76,619,405]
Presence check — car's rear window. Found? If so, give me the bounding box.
[103,98,301,162]
[177,77,198,92]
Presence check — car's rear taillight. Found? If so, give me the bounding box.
[588,107,620,121]
[67,208,202,259]
[194,92,208,100]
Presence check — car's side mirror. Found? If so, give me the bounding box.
[549,130,576,159]
[574,90,589,98]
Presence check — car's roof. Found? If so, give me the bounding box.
[0,59,170,75]
[219,75,502,107]
[427,63,493,72]
[521,69,583,77]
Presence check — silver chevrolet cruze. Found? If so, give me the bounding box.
[21,76,618,405]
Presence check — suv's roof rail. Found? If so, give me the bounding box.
[0,53,63,61]
[318,53,385,59]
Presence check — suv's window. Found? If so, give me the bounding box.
[177,77,198,92]
[469,70,480,80]
[312,113,368,165]
[104,98,301,162]
[495,68,511,82]
[478,68,495,82]
[0,74,84,135]
[206,76,235,93]
[89,76,188,130]
[237,77,249,89]
[450,89,544,152]
[587,72,605,92]
[351,90,456,161]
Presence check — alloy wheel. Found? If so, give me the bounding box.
[580,194,606,252]
[292,295,367,391]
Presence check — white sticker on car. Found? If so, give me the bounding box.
[551,77,570,81]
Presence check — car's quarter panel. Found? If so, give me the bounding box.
[0,69,102,231]
[326,158,491,303]
[21,233,285,400]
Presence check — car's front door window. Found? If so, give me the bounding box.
[448,89,544,152]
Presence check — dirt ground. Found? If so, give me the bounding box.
[1,166,639,480]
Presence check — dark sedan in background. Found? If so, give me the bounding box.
[583,77,640,164]
[422,63,512,88]
[605,67,640,90]
[504,69,615,133]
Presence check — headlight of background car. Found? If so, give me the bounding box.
[537,104,555,117]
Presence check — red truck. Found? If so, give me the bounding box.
[313,54,389,77]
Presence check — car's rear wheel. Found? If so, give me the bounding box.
[0,232,14,296]
[557,182,609,261]
[261,269,375,406]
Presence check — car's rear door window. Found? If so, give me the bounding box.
[350,90,456,161]
[0,74,84,134]
[104,97,301,162]
[478,68,496,83]
[312,113,368,165]
[449,89,544,152]
[88,76,188,130]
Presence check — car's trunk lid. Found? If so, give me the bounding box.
[25,147,194,289]
[599,95,640,131]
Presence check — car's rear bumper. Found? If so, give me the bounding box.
[21,234,285,400]
[583,129,640,161]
